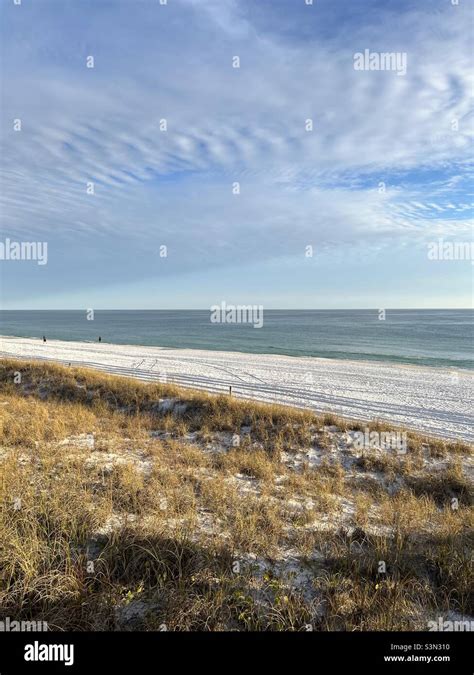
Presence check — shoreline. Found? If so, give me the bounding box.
[1,335,473,442]
[0,333,471,374]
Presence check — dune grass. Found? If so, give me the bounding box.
[0,359,472,631]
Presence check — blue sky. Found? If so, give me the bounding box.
[0,0,473,309]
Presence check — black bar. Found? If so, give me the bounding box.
[0,631,470,674]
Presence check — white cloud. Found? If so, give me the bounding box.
[1,0,472,295]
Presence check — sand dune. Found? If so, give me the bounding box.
[0,335,472,442]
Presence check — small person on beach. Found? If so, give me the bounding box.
[98,336,102,342]
[42,336,46,343]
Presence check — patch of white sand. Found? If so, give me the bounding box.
[1,335,473,442]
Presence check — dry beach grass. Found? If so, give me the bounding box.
[0,359,472,631]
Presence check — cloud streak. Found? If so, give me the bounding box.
[1,0,472,307]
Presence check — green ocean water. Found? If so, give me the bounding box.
[0,309,472,370]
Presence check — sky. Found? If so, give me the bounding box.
[0,0,473,309]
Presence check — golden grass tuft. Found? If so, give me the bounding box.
[0,358,472,631]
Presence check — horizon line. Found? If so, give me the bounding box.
[1,308,472,312]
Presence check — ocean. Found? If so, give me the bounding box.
[0,309,472,370]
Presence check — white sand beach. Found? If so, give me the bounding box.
[0,335,472,443]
